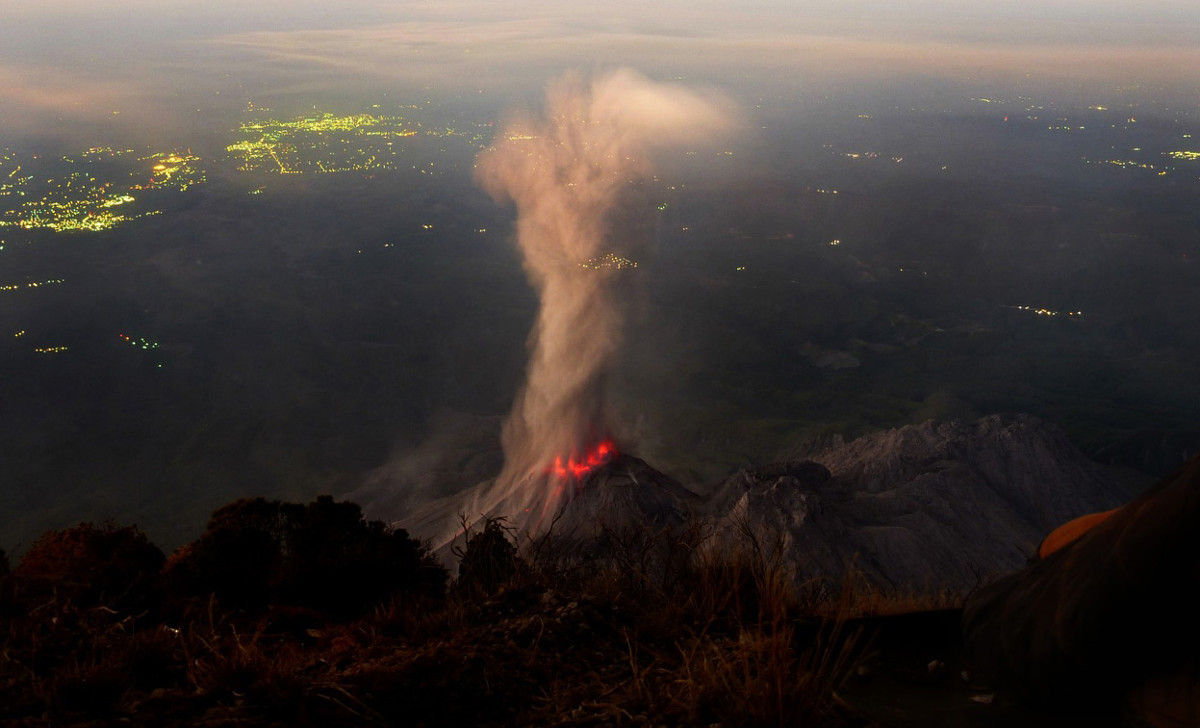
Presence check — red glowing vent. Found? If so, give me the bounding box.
[549,440,617,480]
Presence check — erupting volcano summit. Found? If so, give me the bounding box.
[458,68,733,536]
[548,440,617,481]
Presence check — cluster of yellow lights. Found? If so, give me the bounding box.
[3,103,494,236]
[240,113,407,135]
[99,195,136,208]
[1,278,65,292]
[1167,151,1200,161]
[579,253,638,271]
[59,148,136,167]
[80,147,134,158]
[13,330,25,338]
[34,346,68,354]
[1083,158,1163,173]
[3,207,155,233]
[131,153,205,191]
[1,153,25,198]
[1015,305,1083,317]
[0,148,190,232]
[226,112,423,174]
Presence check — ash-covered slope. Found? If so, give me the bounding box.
[397,451,700,559]
[814,414,1129,535]
[546,453,702,538]
[705,415,1134,594]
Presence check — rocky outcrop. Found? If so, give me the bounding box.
[814,414,1129,535]
[696,414,1132,597]
[699,414,1134,594]
[765,414,1136,592]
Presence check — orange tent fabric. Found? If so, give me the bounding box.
[1035,507,1118,559]
[965,455,1200,720]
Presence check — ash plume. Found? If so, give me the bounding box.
[460,69,732,531]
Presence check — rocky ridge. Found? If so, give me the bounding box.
[551,414,1135,595]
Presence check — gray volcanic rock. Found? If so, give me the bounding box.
[814,414,1128,533]
[400,414,1132,595]
[549,453,702,538]
[399,451,702,561]
[704,414,1134,594]
[706,460,832,516]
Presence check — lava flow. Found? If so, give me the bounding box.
[548,440,617,481]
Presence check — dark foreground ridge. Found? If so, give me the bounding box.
[0,415,1167,726]
[965,454,1200,724]
[1,493,878,727]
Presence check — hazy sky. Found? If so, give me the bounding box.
[1,1,1197,139]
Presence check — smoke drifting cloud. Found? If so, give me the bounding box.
[464,68,732,529]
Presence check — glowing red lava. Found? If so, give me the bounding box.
[549,440,617,480]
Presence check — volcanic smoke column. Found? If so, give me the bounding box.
[474,69,732,526]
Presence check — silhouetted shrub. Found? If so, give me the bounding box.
[13,522,164,611]
[456,518,521,596]
[164,495,447,618]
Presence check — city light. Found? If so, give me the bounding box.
[1011,305,1083,318]
[579,253,639,271]
[223,110,485,175]
[118,333,161,350]
[131,153,205,191]
[1,278,65,292]
[0,147,190,233]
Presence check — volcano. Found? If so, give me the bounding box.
[399,447,701,558]
[399,414,1132,592]
[543,452,702,539]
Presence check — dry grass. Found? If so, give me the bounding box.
[0,511,958,726]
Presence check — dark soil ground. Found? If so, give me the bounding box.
[841,609,1129,727]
